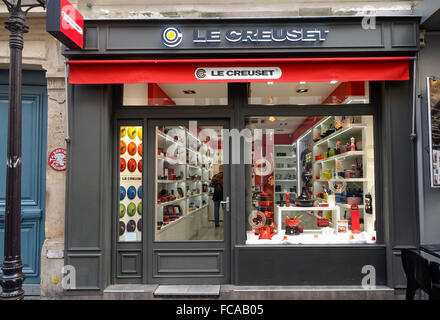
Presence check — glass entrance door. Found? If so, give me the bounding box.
[147,119,230,284]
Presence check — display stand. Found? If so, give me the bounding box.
[273,143,297,204]
[275,205,340,233]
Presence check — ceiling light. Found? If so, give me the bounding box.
[295,83,310,95]
[330,80,338,84]
[300,81,307,84]
[267,81,274,85]
[269,116,276,122]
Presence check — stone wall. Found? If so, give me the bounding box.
[75,0,420,19]
[0,14,66,297]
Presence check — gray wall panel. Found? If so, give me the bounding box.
[65,84,112,294]
[153,250,224,276]
[235,246,387,285]
[65,254,101,291]
[117,249,142,279]
[381,79,420,288]
[417,32,440,244]
[66,86,102,249]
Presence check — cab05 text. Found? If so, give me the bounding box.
[221,305,264,315]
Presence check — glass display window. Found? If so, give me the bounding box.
[119,125,143,242]
[123,83,228,106]
[245,115,376,245]
[248,81,369,105]
[155,125,224,241]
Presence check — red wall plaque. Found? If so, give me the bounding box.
[48,148,67,171]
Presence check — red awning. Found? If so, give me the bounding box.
[68,57,411,84]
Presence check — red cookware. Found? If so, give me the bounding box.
[264,211,274,219]
[128,142,137,156]
[120,140,126,155]
[285,219,300,228]
[258,201,272,207]
[120,158,126,172]
[138,143,143,157]
[128,158,137,172]
[317,218,330,227]
[138,159,143,172]
[258,226,276,240]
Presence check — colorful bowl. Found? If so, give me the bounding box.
[128,142,137,156]
[119,203,126,218]
[127,202,136,217]
[127,186,136,200]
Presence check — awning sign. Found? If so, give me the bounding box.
[47,0,84,49]
[68,57,411,84]
[195,67,282,80]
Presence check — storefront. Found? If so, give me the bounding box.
[62,16,420,294]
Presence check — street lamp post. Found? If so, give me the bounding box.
[0,0,46,300]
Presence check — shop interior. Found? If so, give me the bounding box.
[245,114,376,245]
[154,125,224,241]
[120,80,376,245]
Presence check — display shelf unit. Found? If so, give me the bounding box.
[157,197,187,207]
[274,143,297,200]
[307,116,375,233]
[296,129,313,194]
[155,126,216,233]
[314,151,365,165]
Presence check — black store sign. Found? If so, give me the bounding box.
[161,26,329,48]
[65,18,419,55]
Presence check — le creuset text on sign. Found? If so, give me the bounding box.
[193,27,330,44]
[195,67,282,80]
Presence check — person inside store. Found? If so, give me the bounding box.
[210,166,223,228]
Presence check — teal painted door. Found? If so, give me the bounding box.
[0,83,47,284]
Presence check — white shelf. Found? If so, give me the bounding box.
[314,151,365,165]
[337,203,365,209]
[188,204,209,215]
[157,155,186,164]
[187,193,205,199]
[313,124,366,147]
[314,178,367,183]
[157,197,186,207]
[157,131,185,147]
[275,191,297,194]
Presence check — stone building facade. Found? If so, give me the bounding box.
[0,0,433,299]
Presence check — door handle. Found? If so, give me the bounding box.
[220,196,230,213]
